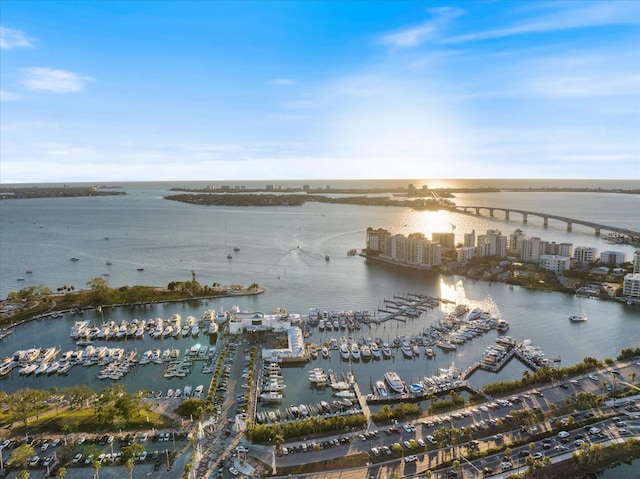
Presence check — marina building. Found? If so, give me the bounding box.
[227,310,301,334]
[261,327,306,362]
[623,273,640,299]
[539,255,571,274]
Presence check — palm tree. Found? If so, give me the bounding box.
[17,471,30,479]
[92,460,101,479]
[57,467,67,479]
[125,458,134,479]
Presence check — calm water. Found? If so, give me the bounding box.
[0,180,639,398]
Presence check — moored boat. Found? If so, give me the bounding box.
[384,371,405,394]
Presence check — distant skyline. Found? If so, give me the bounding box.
[1,0,639,183]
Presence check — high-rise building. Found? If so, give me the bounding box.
[521,237,543,262]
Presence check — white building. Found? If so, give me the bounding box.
[539,255,571,274]
[633,250,640,273]
[366,227,391,253]
[521,237,543,263]
[573,246,598,266]
[456,246,475,262]
[261,327,306,362]
[476,229,507,258]
[623,273,640,299]
[599,251,627,266]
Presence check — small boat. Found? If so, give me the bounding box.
[227,254,233,259]
[321,347,330,359]
[381,343,392,359]
[375,380,388,398]
[70,257,80,262]
[136,266,144,271]
[325,255,330,261]
[569,314,588,322]
[106,261,112,266]
[409,383,424,394]
[260,391,283,403]
[17,277,25,281]
[234,247,240,252]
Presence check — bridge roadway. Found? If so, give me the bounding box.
[452,205,638,237]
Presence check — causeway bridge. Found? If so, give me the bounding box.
[453,205,638,237]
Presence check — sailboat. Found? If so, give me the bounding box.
[569,305,588,322]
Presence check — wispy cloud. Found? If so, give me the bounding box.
[448,2,640,43]
[20,67,92,93]
[379,7,465,48]
[0,89,22,102]
[0,26,35,49]
[270,78,296,86]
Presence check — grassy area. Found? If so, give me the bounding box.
[4,404,173,437]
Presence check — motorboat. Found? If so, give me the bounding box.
[375,380,388,398]
[569,314,587,322]
[360,344,372,361]
[260,391,283,403]
[350,343,361,361]
[339,343,350,360]
[381,342,392,359]
[384,371,405,394]
[370,342,381,360]
[409,383,424,394]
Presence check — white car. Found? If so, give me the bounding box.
[229,466,239,476]
[500,461,513,470]
[236,445,250,453]
[426,435,436,444]
[43,456,54,467]
[29,456,40,467]
[73,453,83,464]
[404,455,417,463]
[0,440,10,450]
[558,430,570,438]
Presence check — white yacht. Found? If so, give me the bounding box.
[350,343,361,361]
[375,380,388,398]
[339,343,350,360]
[384,371,405,394]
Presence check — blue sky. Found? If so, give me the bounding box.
[1,0,639,183]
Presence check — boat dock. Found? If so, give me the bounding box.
[375,294,443,323]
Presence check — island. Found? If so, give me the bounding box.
[0,185,125,199]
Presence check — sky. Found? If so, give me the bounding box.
[1,0,639,183]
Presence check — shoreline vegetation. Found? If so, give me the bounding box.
[0,277,264,328]
[0,185,125,199]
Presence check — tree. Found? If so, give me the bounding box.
[56,467,67,479]
[17,471,29,479]
[92,460,102,479]
[120,443,145,462]
[452,460,461,477]
[125,458,135,479]
[8,445,35,468]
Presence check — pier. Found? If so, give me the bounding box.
[375,294,442,323]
